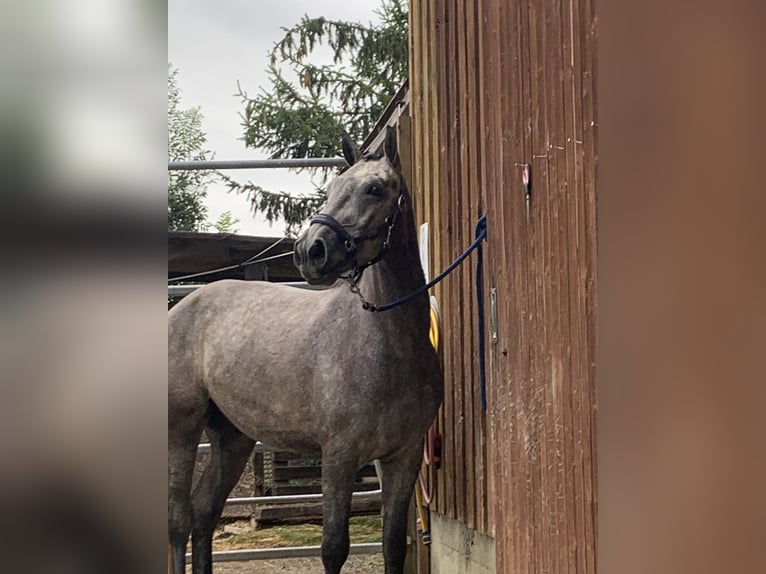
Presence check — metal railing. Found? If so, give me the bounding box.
[168,282,324,298]
[168,157,347,171]
[186,543,383,563]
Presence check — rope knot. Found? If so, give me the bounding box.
[474,214,488,241]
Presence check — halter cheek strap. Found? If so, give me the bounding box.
[309,193,404,277]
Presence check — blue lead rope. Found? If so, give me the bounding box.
[474,215,488,411]
[369,214,489,411]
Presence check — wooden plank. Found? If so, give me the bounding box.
[455,0,475,531]
[578,0,598,570]
[534,2,555,573]
[558,2,590,574]
[426,0,442,519]
[494,0,512,560]
[418,0,431,280]
[410,0,423,223]
[253,451,265,496]
[547,3,568,572]
[566,0,590,569]
[438,0,457,521]
[272,452,312,463]
[523,0,544,569]
[272,465,322,481]
[479,0,499,539]
[436,0,447,520]
[445,0,459,523]
[493,0,527,567]
[469,0,488,536]
[580,0,598,572]
[434,0,452,519]
[467,0,487,534]
[449,0,467,526]
[406,10,429,570]
[270,485,322,496]
[508,0,532,568]
[535,6,554,574]
[423,0,443,521]
[428,0,441,293]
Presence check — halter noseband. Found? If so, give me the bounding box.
[309,193,405,279]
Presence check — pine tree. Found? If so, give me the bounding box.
[168,64,215,231]
[227,0,408,235]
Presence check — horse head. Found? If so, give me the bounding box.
[294,127,405,285]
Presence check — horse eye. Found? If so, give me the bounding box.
[365,184,383,196]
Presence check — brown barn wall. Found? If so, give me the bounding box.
[409,0,597,572]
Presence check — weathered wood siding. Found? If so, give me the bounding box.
[409,0,597,572]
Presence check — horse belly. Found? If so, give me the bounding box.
[205,371,320,455]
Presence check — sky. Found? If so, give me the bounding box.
[168,0,384,236]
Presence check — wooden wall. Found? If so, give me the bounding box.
[408,0,598,572]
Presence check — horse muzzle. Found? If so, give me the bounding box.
[294,227,350,285]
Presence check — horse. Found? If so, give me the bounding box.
[168,126,443,574]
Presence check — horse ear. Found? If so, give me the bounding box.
[341,132,361,166]
[384,125,400,169]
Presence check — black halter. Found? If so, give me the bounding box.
[309,193,405,279]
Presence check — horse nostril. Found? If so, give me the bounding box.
[308,239,327,266]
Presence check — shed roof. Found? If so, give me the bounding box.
[168,231,301,282]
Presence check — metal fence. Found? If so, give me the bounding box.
[168,158,346,171]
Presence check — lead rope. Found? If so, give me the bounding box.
[346,214,489,410]
[345,214,488,314]
[474,215,488,411]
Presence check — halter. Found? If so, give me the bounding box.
[309,192,405,281]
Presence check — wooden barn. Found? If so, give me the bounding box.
[370,0,598,572]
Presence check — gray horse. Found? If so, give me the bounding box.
[168,127,443,574]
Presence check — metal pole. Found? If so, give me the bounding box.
[225,488,380,506]
[168,158,347,171]
[169,282,325,298]
[185,542,382,563]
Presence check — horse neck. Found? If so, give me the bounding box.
[358,203,429,320]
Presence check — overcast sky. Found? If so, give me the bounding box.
[168,0,384,236]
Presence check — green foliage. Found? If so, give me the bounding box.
[215,516,383,549]
[168,64,215,231]
[229,0,409,234]
[201,211,241,234]
[221,174,326,237]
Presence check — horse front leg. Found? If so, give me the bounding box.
[320,454,357,574]
[168,403,207,574]
[168,441,196,574]
[380,441,424,574]
[190,412,255,574]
